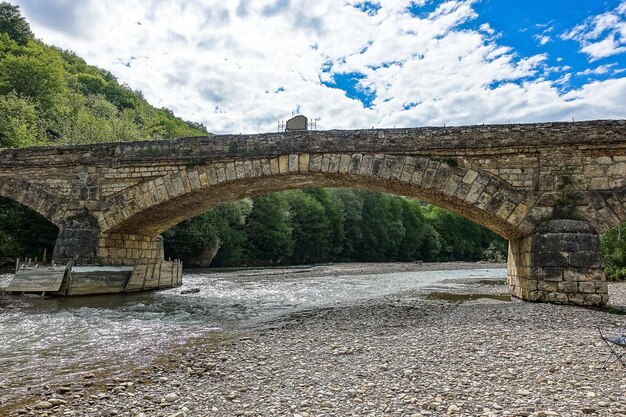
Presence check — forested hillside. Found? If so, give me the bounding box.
[1,2,625,278]
[0,2,207,149]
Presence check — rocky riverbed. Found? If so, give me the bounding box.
[3,264,626,417]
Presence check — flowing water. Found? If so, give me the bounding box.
[0,266,505,404]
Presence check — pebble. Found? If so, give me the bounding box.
[33,401,53,410]
[163,393,178,402]
[5,267,626,417]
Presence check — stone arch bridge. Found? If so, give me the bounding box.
[2,120,626,304]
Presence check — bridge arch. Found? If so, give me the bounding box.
[0,178,68,226]
[98,153,540,240]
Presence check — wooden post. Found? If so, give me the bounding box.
[42,248,47,264]
[15,258,19,275]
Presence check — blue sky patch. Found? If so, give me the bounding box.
[322,72,376,108]
[454,0,626,91]
[354,1,381,16]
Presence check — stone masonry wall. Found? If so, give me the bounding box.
[508,219,608,306]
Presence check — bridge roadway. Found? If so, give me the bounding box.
[1,120,626,304]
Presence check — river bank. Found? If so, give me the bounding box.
[3,263,626,416]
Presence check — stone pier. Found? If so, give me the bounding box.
[508,220,608,306]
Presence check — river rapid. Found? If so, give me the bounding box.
[0,264,505,406]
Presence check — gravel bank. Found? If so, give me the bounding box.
[4,265,626,417]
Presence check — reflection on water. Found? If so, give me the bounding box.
[0,267,505,402]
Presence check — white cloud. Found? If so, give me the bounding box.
[577,63,618,76]
[534,34,551,46]
[562,1,626,61]
[9,0,626,134]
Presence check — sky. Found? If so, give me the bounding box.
[10,0,626,133]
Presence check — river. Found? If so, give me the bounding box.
[0,264,506,406]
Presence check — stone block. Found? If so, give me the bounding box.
[534,251,568,268]
[400,156,416,182]
[538,281,559,292]
[567,293,584,305]
[595,281,608,294]
[278,155,289,174]
[582,294,603,306]
[558,281,577,293]
[578,281,596,293]
[348,154,362,174]
[359,155,374,175]
[299,154,310,172]
[548,292,569,304]
[535,219,595,234]
[338,154,351,173]
[327,154,339,172]
[540,267,563,281]
[308,155,322,173]
[252,160,262,176]
[270,158,280,175]
[321,154,332,172]
[225,163,236,181]
[288,154,299,172]
[371,155,384,176]
[568,251,604,268]
[576,234,600,252]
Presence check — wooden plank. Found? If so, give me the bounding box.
[143,262,159,289]
[125,264,149,291]
[176,261,183,285]
[67,270,131,295]
[6,266,67,293]
[159,262,171,287]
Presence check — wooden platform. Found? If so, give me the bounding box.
[4,260,182,296]
[6,265,68,293]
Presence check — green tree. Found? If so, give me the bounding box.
[601,223,626,280]
[245,194,293,264]
[397,199,427,261]
[0,46,66,110]
[0,197,57,260]
[330,188,363,260]
[0,2,33,46]
[285,190,333,264]
[0,91,41,148]
[303,188,345,258]
[163,200,252,267]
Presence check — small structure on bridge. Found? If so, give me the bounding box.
[278,115,316,132]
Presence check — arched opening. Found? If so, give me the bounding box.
[161,188,507,268]
[100,156,531,241]
[0,196,58,266]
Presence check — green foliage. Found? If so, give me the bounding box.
[163,200,252,267]
[0,45,66,110]
[163,188,508,267]
[284,190,333,264]
[245,194,294,264]
[0,91,42,147]
[0,197,57,260]
[601,223,626,280]
[0,2,33,46]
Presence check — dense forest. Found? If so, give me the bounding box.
[0,3,625,278]
[163,189,508,267]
